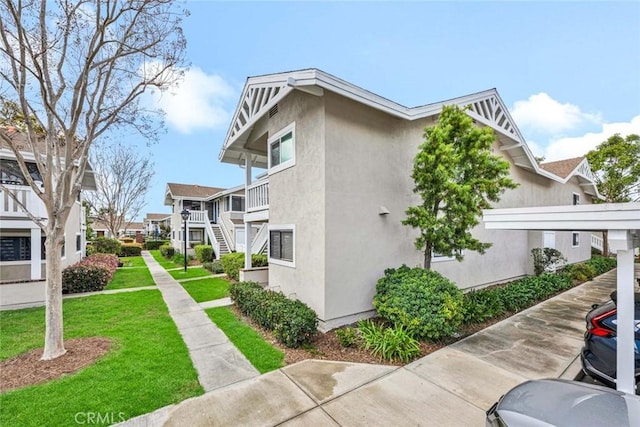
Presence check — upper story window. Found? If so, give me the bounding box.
[268,123,295,173]
[0,159,43,185]
[224,195,245,212]
[573,193,580,205]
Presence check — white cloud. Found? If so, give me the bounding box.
[146,66,235,134]
[512,92,602,134]
[543,115,640,161]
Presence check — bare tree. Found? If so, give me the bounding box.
[87,143,154,237]
[0,0,187,360]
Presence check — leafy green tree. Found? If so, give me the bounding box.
[585,133,639,256]
[586,134,640,203]
[403,105,518,269]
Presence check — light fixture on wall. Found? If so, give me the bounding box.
[378,206,390,215]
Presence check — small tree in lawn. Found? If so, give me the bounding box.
[86,143,155,238]
[585,133,640,255]
[403,105,518,269]
[0,0,187,360]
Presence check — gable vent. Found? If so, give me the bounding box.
[269,104,278,118]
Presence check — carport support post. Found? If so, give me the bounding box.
[616,248,635,394]
[244,155,252,270]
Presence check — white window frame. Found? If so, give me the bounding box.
[572,232,580,247]
[268,224,295,268]
[268,122,296,174]
[230,195,245,212]
[431,250,463,263]
[75,233,82,254]
[572,193,580,206]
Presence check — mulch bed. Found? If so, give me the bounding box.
[0,337,111,393]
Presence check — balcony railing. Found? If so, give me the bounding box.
[1,185,47,220]
[247,178,269,212]
[187,210,209,224]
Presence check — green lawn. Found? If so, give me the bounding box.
[180,277,229,303]
[0,291,203,426]
[205,307,284,374]
[105,267,155,290]
[169,267,212,281]
[119,256,147,267]
[149,250,183,270]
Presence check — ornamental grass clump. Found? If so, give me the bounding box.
[373,265,463,341]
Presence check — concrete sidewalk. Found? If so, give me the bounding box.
[120,266,631,427]
[141,252,259,392]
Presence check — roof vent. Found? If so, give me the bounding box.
[269,104,278,118]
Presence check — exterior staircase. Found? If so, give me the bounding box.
[210,223,230,259]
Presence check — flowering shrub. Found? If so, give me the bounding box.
[62,253,119,294]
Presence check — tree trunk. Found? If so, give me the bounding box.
[602,230,609,257]
[424,247,432,270]
[41,229,66,360]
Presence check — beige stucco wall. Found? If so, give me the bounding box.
[254,91,328,319]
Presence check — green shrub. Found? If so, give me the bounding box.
[144,240,169,250]
[93,237,122,254]
[494,274,572,312]
[531,247,566,276]
[462,289,506,324]
[585,256,617,276]
[220,253,268,281]
[229,281,318,348]
[563,263,597,282]
[194,245,213,263]
[203,260,224,274]
[119,243,142,257]
[357,320,421,363]
[335,327,358,347]
[160,244,175,259]
[171,252,193,266]
[373,265,463,340]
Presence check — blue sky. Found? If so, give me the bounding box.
[138,1,640,219]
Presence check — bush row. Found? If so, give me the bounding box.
[203,260,224,274]
[462,256,617,324]
[221,253,268,281]
[62,254,119,294]
[230,281,318,348]
[144,240,169,250]
[120,243,142,257]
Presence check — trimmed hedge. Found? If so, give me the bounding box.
[203,260,224,274]
[62,254,119,294]
[119,243,142,257]
[373,265,464,340]
[92,237,122,254]
[160,244,175,259]
[194,245,213,263]
[585,256,617,276]
[230,281,318,348]
[144,240,169,250]
[221,253,268,281]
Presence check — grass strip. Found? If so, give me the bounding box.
[169,267,212,281]
[105,267,155,290]
[149,250,183,270]
[119,256,147,267]
[0,291,202,426]
[180,277,229,303]
[205,307,284,374]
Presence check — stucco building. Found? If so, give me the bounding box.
[218,69,601,330]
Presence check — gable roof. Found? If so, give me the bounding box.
[540,157,585,178]
[144,213,170,222]
[218,69,602,198]
[165,183,224,200]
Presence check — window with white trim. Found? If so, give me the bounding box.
[268,123,295,173]
[76,234,82,252]
[269,226,294,266]
[572,232,580,247]
[573,193,580,205]
[432,250,462,262]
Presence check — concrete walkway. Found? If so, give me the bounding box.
[141,252,259,392]
[120,265,635,427]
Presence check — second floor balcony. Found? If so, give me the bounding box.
[247,177,269,213]
[1,185,47,221]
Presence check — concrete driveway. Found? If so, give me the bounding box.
[121,266,629,427]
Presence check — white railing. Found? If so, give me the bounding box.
[1,186,46,220]
[251,223,269,254]
[591,233,604,251]
[219,213,235,252]
[187,209,208,224]
[247,178,269,212]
